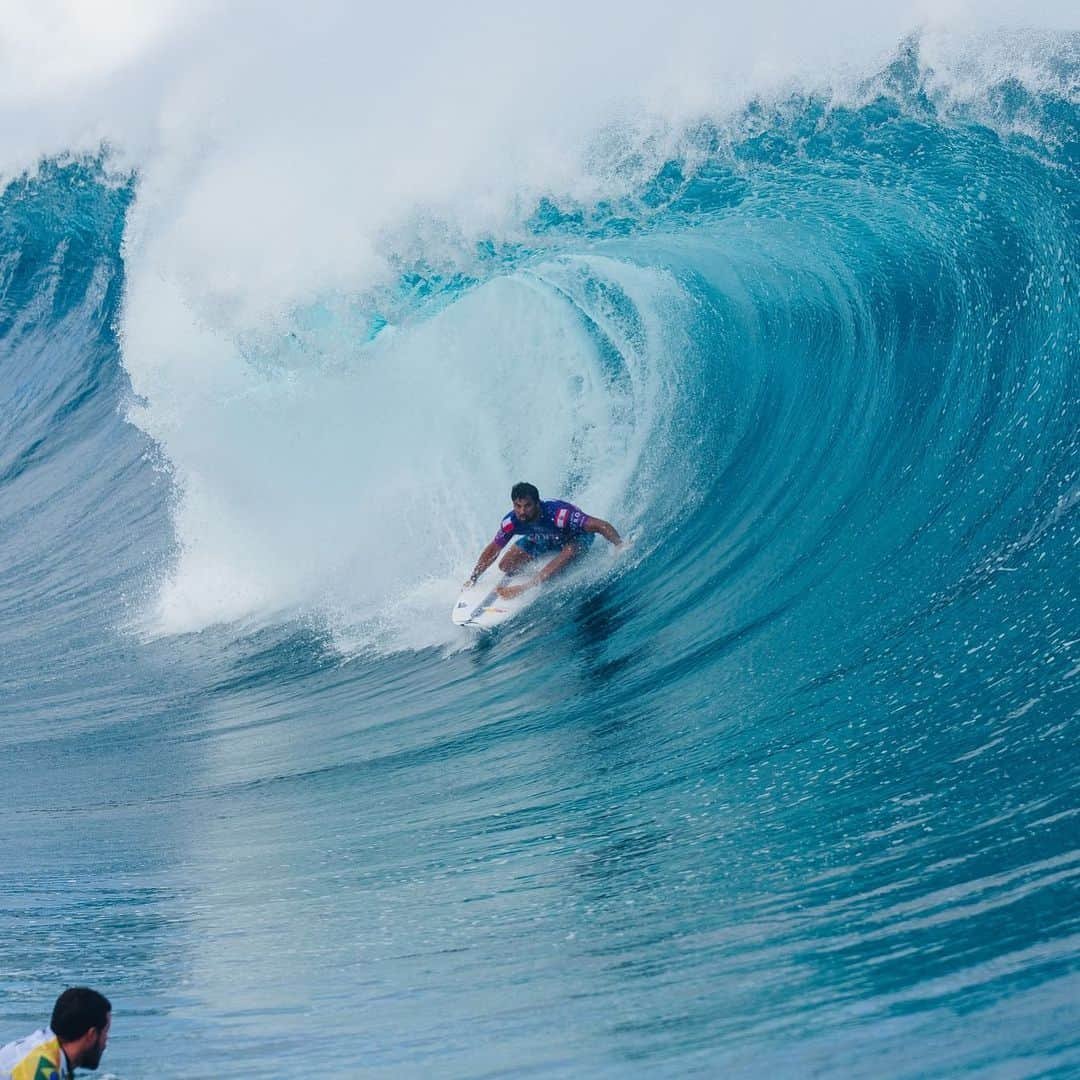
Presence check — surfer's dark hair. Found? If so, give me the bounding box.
[511,482,540,503]
[51,987,111,1041]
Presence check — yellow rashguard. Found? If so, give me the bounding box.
[0,1029,70,1080]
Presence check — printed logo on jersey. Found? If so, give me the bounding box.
[33,1058,59,1080]
[555,508,569,528]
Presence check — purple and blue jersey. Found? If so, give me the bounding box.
[492,500,593,553]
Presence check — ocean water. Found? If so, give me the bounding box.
[1,10,1078,1078]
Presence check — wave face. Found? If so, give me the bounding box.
[2,32,1079,1079]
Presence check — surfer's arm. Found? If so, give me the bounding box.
[466,541,502,586]
[584,517,622,546]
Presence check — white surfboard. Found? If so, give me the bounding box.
[452,542,559,630]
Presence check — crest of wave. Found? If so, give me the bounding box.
[1,0,1075,642]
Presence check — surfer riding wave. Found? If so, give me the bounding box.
[465,482,623,599]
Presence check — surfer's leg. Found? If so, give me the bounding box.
[536,541,582,581]
[498,544,535,575]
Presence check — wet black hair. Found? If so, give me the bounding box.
[511,482,540,503]
[51,987,111,1041]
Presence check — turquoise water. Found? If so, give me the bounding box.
[1,35,1079,1078]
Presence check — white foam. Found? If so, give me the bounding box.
[5,6,1077,321]
[129,257,682,640]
